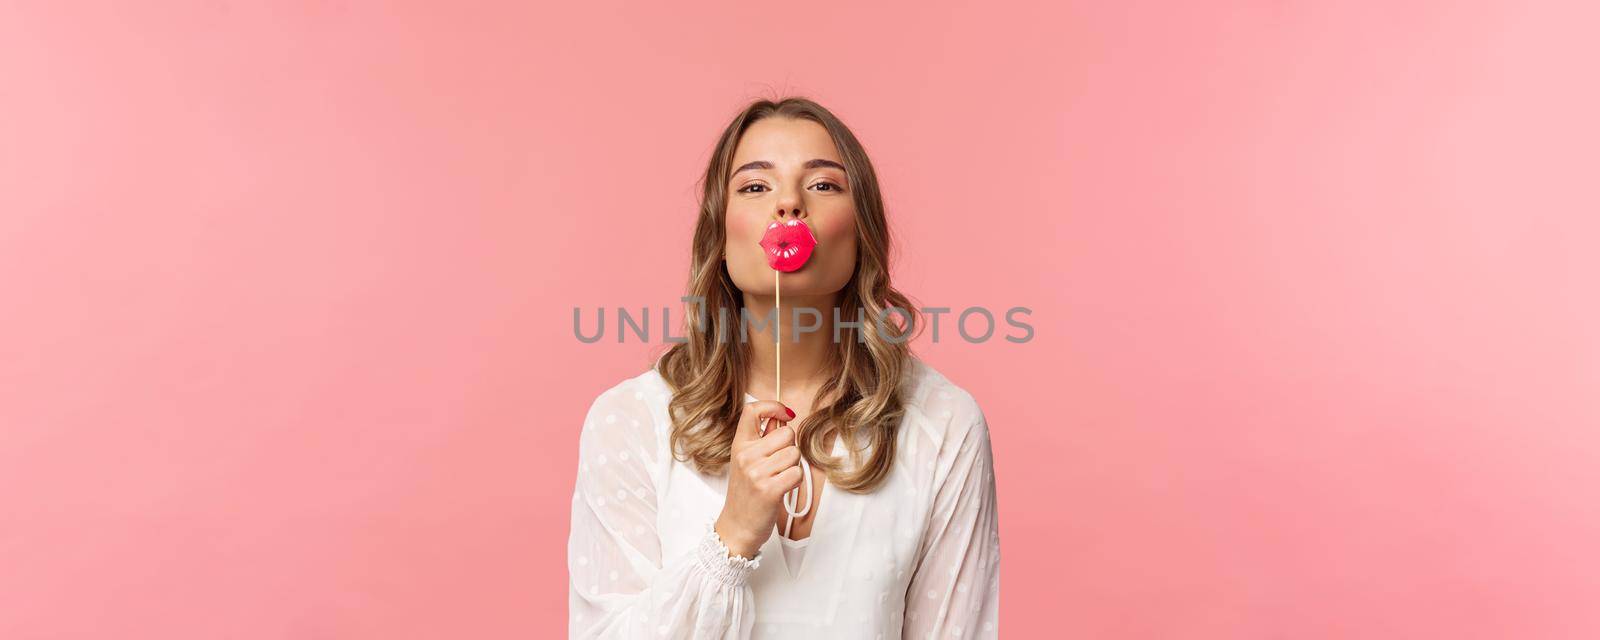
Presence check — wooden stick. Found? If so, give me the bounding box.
[774,268,813,540]
[775,269,781,406]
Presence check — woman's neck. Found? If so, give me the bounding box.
[742,290,837,401]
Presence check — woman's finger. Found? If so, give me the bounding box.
[750,422,796,457]
[753,444,803,477]
[736,400,794,442]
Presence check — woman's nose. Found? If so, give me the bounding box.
[775,187,806,219]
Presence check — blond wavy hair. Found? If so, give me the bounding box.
[655,97,917,493]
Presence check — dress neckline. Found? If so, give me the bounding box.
[778,535,812,547]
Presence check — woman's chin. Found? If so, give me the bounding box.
[767,278,847,301]
[730,262,850,299]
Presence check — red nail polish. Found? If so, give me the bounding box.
[785,407,795,419]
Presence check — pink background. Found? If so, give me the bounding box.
[3,1,1597,638]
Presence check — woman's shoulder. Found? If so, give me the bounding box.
[585,366,673,410]
[576,367,673,453]
[898,356,989,446]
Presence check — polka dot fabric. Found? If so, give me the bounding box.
[568,357,1000,638]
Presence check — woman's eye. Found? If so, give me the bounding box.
[737,182,842,193]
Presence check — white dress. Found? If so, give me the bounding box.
[567,357,1001,638]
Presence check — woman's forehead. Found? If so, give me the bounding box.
[732,118,841,166]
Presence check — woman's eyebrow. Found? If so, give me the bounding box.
[731,158,847,176]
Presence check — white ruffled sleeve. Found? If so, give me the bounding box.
[903,399,1002,639]
[568,380,763,639]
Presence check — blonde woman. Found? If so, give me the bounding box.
[568,97,1000,639]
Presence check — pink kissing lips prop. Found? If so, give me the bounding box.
[759,219,819,272]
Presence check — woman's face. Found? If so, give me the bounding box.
[723,117,858,300]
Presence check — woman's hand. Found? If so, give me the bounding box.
[714,400,803,559]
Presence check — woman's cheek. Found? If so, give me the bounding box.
[812,215,853,246]
[726,221,761,252]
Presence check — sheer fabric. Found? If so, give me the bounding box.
[568,358,1000,638]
